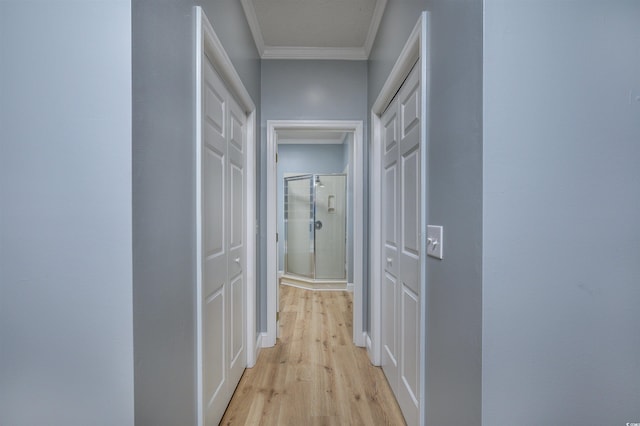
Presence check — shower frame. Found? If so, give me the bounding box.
[283,173,347,281]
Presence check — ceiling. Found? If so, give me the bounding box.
[240,0,387,60]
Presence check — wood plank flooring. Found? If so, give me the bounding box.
[221,285,406,425]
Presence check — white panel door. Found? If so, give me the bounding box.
[380,62,421,426]
[227,95,246,391]
[201,53,247,426]
[397,62,421,426]
[381,100,399,396]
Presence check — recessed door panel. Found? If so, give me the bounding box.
[401,146,420,295]
[203,288,225,423]
[401,148,419,257]
[384,114,397,153]
[384,164,397,247]
[382,273,398,395]
[401,86,420,137]
[230,111,244,152]
[401,285,419,402]
[230,274,244,369]
[399,285,420,426]
[228,163,243,279]
[204,147,225,260]
[205,83,224,136]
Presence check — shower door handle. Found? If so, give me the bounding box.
[314,220,323,230]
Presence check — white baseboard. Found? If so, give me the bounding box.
[366,332,380,366]
[249,332,266,367]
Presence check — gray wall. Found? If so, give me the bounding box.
[369,1,484,425]
[277,144,347,274]
[132,1,260,424]
[260,60,368,329]
[483,1,640,425]
[0,1,134,425]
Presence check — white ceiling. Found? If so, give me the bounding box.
[240,0,387,60]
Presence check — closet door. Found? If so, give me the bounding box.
[201,53,246,426]
[381,97,400,396]
[380,62,421,426]
[226,95,246,392]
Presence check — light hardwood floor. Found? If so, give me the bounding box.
[221,285,406,425]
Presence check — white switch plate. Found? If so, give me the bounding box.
[427,225,443,259]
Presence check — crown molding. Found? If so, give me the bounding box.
[240,0,265,57]
[261,46,368,61]
[363,0,387,57]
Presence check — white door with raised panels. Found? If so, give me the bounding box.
[381,62,421,426]
[201,51,246,426]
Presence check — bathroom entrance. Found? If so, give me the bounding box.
[265,120,365,348]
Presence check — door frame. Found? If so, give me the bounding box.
[369,12,429,425]
[195,7,257,426]
[265,120,365,348]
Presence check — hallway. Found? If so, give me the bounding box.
[221,285,405,425]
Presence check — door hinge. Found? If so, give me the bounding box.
[276,152,278,163]
[276,311,280,322]
[276,232,279,242]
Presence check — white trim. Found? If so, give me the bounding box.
[240,0,265,57]
[368,110,382,367]
[240,0,386,60]
[346,282,354,292]
[281,282,349,292]
[253,332,264,366]
[365,332,374,362]
[266,120,365,348]
[363,0,387,57]
[195,7,258,424]
[246,108,257,368]
[195,13,204,426]
[418,13,431,426]
[371,18,422,114]
[370,12,429,426]
[262,46,368,61]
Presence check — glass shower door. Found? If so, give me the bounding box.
[314,175,347,280]
[284,175,314,278]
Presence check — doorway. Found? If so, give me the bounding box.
[195,7,257,426]
[265,120,364,348]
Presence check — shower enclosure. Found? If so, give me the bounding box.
[284,174,346,281]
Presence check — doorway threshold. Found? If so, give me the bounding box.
[280,273,347,291]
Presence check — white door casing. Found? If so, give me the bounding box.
[370,12,429,426]
[265,120,365,348]
[196,7,257,426]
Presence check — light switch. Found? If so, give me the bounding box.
[427,225,443,259]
